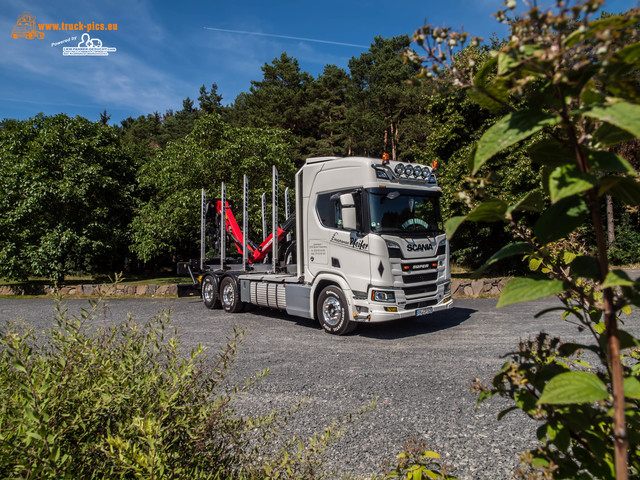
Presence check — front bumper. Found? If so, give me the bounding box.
[352,285,453,323]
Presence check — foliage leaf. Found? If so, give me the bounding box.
[589,151,636,174]
[537,372,609,405]
[547,164,597,203]
[570,255,600,280]
[507,190,545,215]
[598,176,640,207]
[473,242,533,278]
[466,200,509,222]
[564,14,636,47]
[624,377,640,400]
[580,100,640,139]
[497,277,567,308]
[444,215,466,240]
[534,196,588,245]
[528,139,574,168]
[472,110,560,174]
[602,269,635,288]
[612,41,640,68]
[473,52,498,88]
[593,122,635,147]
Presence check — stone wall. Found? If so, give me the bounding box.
[450,278,509,298]
[0,284,178,297]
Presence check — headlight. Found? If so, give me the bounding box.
[386,240,402,258]
[404,164,414,176]
[372,290,396,303]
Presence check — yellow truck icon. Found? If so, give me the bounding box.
[12,12,44,39]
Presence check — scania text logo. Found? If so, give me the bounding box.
[406,242,433,252]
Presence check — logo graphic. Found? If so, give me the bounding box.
[12,11,44,39]
[406,242,434,252]
[62,33,116,56]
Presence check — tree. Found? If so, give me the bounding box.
[99,109,111,125]
[130,113,295,264]
[304,64,350,157]
[408,1,640,477]
[228,53,313,161]
[0,114,135,282]
[346,36,419,159]
[119,111,165,167]
[163,98,199,143]
[198,83,223,114]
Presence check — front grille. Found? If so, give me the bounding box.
[403,284,437,296]
[406,299,438,309]
[403,272,438,284]
[436,244,446,256]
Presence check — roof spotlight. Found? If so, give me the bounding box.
[394,163,405,175]
[404,164,414,176]
[421,167,430,178]
[413,166,422,177]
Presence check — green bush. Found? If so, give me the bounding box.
[474,330,640,479]
[0,292,363,479]
[610,212,640,266]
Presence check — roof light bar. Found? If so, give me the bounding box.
[389,162,434,181]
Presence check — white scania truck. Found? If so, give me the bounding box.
[178,156,453,334]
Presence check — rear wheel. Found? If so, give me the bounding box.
[316,285,356,335]
[220,276,245,313]
[202,275,220,309]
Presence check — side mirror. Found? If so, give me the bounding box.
[339,193,357,230]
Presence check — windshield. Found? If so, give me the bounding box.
[368,188,443,236]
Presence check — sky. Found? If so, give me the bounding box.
[1,0,638,125]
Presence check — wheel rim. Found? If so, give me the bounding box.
[222,283,234,307]
[203,280,214,303]
[321,297,342,328]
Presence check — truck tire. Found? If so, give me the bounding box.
[202,275,220,309]
[220,276,245,313]
[316,285,356,335]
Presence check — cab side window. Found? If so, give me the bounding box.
[316,190,362,231]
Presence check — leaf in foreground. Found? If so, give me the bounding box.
[537,371,609,405]
[497,277,566,308]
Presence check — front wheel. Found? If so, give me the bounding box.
[316,286,356,335]
[220,276,245,313]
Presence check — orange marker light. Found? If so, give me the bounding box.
[432,160,440,170]
[382,153,390,164]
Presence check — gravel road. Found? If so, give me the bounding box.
[1,296,638,479]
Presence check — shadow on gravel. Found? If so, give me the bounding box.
[239,305,475,339]
[355,307,475,340]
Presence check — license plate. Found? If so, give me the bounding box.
[415,307,433,316]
